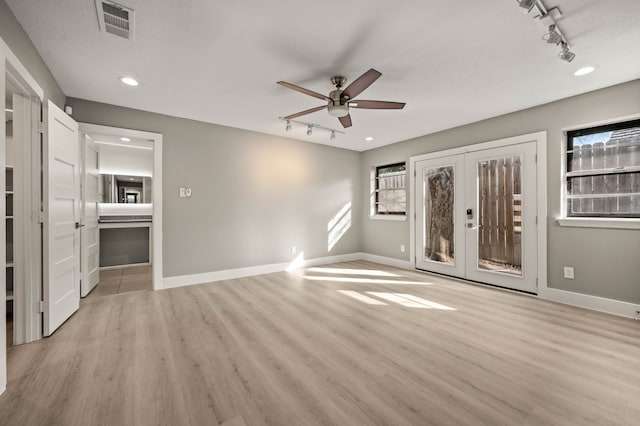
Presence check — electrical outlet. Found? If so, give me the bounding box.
[291,246,297,254]
[563,267,574,279]
[400,244,405,253]
[634,308,640,320]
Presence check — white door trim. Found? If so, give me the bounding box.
[0,35,45,395]
[78,123,163,291]
[409,131,548,295]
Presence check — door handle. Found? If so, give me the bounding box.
[75,222,85,229]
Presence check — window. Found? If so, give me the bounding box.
[373,162,406,216]
[566,118,640,218]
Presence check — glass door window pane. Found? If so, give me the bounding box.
[476,156,522,276]
[424,166,455,264]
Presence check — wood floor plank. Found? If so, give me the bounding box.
[0,260,638,425]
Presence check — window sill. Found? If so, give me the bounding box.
[557,217,640,230]
[370,214,407,222]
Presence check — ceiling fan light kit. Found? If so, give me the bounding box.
[517,0,576,62]
[277,68,406,129]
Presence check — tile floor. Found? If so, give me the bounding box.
[85,265,152,298]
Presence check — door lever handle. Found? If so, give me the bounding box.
[75,222,85,229]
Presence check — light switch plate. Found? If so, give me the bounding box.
[563,266,574,279]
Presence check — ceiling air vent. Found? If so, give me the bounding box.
[95,0,135,41]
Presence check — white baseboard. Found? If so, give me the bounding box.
[161,253,362,290]
[160,252,639,320]
[540,287,639,319]
[360,253,412,270]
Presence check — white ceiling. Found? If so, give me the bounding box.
[6,0,640,151]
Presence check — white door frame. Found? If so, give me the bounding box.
[1,36,45,394]
[409,131,548,294]
[80,134,100,296]
[78,123,163,291]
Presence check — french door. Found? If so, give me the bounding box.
[415,142,538,293]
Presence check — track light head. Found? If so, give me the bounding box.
[559,42,576,62]
[307,125,313,136]
[544,24,563,45]
[285,120,291,132]
[330,131,336,140]
[517,0,536,12]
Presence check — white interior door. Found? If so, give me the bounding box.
[43,101,80,336]
[81,134,100,297]
[415,141,538,293]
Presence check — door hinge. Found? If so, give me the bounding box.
[535,216,538,225]
[38,300,44,313]
[37,211,45,223]
[33,121,46,134]
[535,154,537,163]
[414,170,416,177]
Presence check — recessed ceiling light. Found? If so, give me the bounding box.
[574,66,595,76]
[365,137,374,141]
[120,137,131,142]
[119,76,139,86]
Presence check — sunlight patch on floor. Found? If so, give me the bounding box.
[367,292,456,310]
[286,252,305,271]
[338,290,388,305]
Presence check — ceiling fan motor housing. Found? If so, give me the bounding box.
[328,89,349,117]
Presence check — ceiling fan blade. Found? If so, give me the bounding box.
[277,81,331,101]
[350,100,406,109]
[341,69,382,100]
[338,114,352,128]
[283,105,327,120]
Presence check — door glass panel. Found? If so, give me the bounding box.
[477,156,522,276]
[424,166,455,264]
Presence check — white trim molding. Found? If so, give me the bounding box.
[360,253,412,270]
[557,217,640,229]
[78,123,163,291]
[0,34,47,397]
[162,253,363,290]
[539,286,640,319]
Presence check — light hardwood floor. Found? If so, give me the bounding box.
[85,265,153,299]
[0,261,638,425]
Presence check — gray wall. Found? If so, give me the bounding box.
[67,98,362,278]
[361,80,640,304]
[0,0,65,108]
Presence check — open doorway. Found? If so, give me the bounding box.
[78,124,163,298]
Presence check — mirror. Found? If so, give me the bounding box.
[101,174,152,204]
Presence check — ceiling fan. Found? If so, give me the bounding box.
[277,68,405,128]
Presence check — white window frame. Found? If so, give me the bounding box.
[369,161,407,221]
[558,113,640,230]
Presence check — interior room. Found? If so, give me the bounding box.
[0,1,638,425]
[84,129,155,298]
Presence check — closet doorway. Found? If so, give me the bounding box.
[78,124,163,297]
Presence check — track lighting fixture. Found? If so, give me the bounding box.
[543,24,562,45]
[558,41,576,62]
[516,1,576,63]
[517,0,536,12]
[278,117,344,140]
